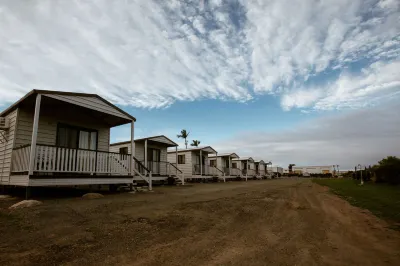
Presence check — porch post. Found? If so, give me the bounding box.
[200,149,203,176]
[130,121,135,175]
[28,94,41,175]
[175,146,178,176]
[144,139,148,170]
[229,156,231,176]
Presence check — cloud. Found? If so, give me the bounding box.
[212,100,400,169]
[282,59,400,110]
[0,0,399,109]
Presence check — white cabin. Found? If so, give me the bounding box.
[110,135,184,183]
[167,146,217,180]
[0,90,146,188]
[208,152,240,181]
[231,157,255,180]
[254,160,266,178]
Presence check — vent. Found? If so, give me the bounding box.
[0,117,9,130]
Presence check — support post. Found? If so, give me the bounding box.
[229,156,231,176]
[130,121,135,175]
[144,139,148,171]
[28,94,41,175]
[175,146,178,176]
[200,149,203,176]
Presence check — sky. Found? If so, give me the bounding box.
[0,0,399,169]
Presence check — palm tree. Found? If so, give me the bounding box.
[288,164,295,173]
[190,140,201,147]
[177,129,190,149]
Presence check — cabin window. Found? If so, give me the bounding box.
[210,159,216,167]
[119,147,129,154]
[57,124,97,150]
[232,163,237,168]
[178,155,185,164]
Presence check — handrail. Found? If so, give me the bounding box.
[169,162,183,173]
[213,166,224,175]
[133,156,151,173]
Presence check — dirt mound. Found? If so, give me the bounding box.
[82,193,104,199]
[9,200,42,209]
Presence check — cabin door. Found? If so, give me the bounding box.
[147,148,161,174]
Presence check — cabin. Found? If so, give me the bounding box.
[110,135,184,184]
[208,153,240,181]
[167,146,218,181]
[0,90,150,190]
[232,157,255,180]
[254,160,266,179]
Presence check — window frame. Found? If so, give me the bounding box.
[178,154,185,164]
[56,123,99,151]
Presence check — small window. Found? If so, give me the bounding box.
[119,147,128,155]
[232,163,237,168]
[178,155,185,164]
[210,159,216,167]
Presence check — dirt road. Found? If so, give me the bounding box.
[1,179,399,266]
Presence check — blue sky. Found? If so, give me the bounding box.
[1,0,400,169]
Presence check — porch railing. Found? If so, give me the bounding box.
[231,168,241,176]
[12,144,132,175]
[247,169,256,176]
[193,164,211,175]
[209,166,224,176]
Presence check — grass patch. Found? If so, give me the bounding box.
[313,178,400,226]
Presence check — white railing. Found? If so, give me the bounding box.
[231,168,241,176]
[193,164,211,175]
[12,144,132,175]
[247,169,256,176]
[209,166,224,176]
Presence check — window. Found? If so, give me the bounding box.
[119,147,129,154]
[232,163,237,168]
[248,165,250,170]
[178,155,185,164]
[210,159,216,167]
[57,124,97,150]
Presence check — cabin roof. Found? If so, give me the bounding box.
[232,157,254,162]
[209,153,240,159]
[110,135,178,147]
[254,160,265,164]
[167,146,217,154]
[0,89,136,122]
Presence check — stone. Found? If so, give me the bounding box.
[82,193,104,199]
[9,200,42,209]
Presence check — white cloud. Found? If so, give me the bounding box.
[282,59,400,110]
[212,100,400,169]
[0,0,399,109]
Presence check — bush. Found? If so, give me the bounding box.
[374,156,400,185]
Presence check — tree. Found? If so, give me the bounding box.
[288,164,295,173]
[177,129,190,149]
[190,140,201,147]
[373,156,400,184]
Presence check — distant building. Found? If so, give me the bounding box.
[292,166,334,175]
[269,166,283,174]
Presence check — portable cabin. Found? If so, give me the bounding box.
[254,160,266,179]
[167,146,217,181]
[208,153,240,181]
[231,157,255,180]
[110,135,184,184]
[0,90,150,191]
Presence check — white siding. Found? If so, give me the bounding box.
[14,106,110,152]
[0,109,18,183]
[167,150,192,177]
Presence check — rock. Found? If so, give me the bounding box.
[82,193,104,199]
[0,195,12,200]
[9,200,42,209]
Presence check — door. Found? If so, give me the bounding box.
[147,148,161,174]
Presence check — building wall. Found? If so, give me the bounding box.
[14,106,110,152]
[292,166,334,174]
[0,108,18,184]
[110,141,169,175]
[167,150,193,177]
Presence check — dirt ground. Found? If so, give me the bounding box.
[1,179,400,266]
